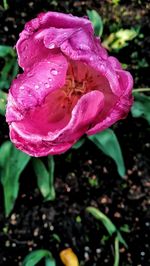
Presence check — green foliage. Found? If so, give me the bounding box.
[0,141,31,216]
[33,156,55,201]
[86,206,127,247]
[72,138,85,149]
[88,129,125,177]
[0,90,7,115]
[112,0,120,5]
[0,45,14,57]
[131,93,150,124]
[131,52,148,69]
[2,0,9,10]
[103,28,139,52]
[88,176,99,188]
[22,249,56,266]
[114,237,119,266]
[87,10,103,37]
[0,45,18,90]
[120,224,130,233]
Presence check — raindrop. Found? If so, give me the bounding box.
[44,83,49,88]
[34,85,40,89]
[19,113,23,119]
[27,72,33,77]
[51,69,58,76]
[48,43,55,49]
[48,78,52,82]
[20,86,24,90]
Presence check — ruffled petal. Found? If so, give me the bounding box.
[54,90,104,143]
[9,91,104,156]
[16,11,95,70]
[9,125,75,157]
[6,52,68,123]
[87,70,133,135]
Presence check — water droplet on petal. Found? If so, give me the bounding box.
[48,43,55,49]
[18,113,23,119]
[27,72,33,77]
[51,69,58,76]
[89,56,94,62]
[20,86,25,90]
[34,85,40,89]
[48,78,52,82]
[44,83,49,88]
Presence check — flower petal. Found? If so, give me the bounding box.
[87,70,133,135]
[56,90,104,142]
[6,52,68,123]
[9,126,75,157]
[9,90,104,156]
[16,11,94,70]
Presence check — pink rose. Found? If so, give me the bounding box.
[6,12,133,157]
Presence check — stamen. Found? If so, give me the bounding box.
[60,63,93,109]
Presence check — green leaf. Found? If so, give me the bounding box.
[3,0,9,10]
[103,28,139,52]
[0,45,14,57]
[0,141,11,170]
[0,141,31,216]
[86,207,127,247]
[0,46,18,90]
[22,249,56,266]
[33,156,55,201]
[0,90,7,115]
[0,58,18,90]
[88,129,125,177]
[131,93,150,124]
[45,256,56,266]
[87,10,103,37]
[72,138,85,149]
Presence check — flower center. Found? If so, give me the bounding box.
[61,63,93,109]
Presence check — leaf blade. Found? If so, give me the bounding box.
[88,129,125,177]
[0,90,7,115]
[72,139,85,149]
[0,141,31,216]
[22,249,56,266]
[131,93,150,124]
[87,10,103,37]
[33,156,55,201]
[86,206,127,247]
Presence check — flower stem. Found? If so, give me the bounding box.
[3,0,8,10]
[114,237,120,266]
[132,88,150,93]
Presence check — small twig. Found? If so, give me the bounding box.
[132,88,150,93]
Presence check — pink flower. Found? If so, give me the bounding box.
[6,12,133,157]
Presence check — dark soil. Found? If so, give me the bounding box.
[0,0,150,265]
